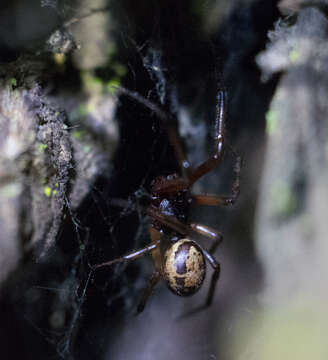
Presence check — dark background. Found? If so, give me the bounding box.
[1,1,327,359]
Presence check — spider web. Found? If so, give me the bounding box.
[0,0,282,359]
[14,2,237,360]
[55,44,212,359]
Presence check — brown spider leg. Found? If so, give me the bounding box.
[192,150,242,206]
[147,206,191,236]
[193,194,234,206]
[93,240,160,270]
[148,207,223,253]
[135,226,163,313]
[188,90,227,186]
[202,248,221,307]
[137,271,161,313]
[190,223,223,254]
[148,226,163,273]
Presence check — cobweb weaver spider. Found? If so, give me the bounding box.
[92,89,241,312]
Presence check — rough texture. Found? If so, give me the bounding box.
[224,6,328,360]
[0,1,285,360]
[256,6,328,305]
[0,53,118,359]
[0,78,72,264]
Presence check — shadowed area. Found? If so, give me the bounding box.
[2,1,327,360]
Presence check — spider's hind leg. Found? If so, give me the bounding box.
[189,223,223,254]
[202,249,221,307]
[93,242,160,270]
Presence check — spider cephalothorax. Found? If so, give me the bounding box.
[93,90,241,312]
[150,173,192,230]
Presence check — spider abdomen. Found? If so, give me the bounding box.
[163,239,206,296]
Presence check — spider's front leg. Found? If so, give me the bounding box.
[192,152,242,207]
[188,90,227,186]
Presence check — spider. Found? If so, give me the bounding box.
[92,89,241,312]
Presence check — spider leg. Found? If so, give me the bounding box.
[192,150,242,206]
[93,241,160,270]
[190,223,223,253]
[148,206,221,241]
[147,206,192,235]
[148,207,223,253]
[202,248,221,307]
[188,90,227,186]
[148,225,163,272]
[135,226,163,313]
[137,271,161,313]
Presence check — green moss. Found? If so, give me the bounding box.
[271,181,297,216]
[289,49,301,64]
[38,143,48,151]
[266,110,279,135]
[81,71,103,94]
[44,185,57,197]
[44,186,52,197]
[80,60,126,96]
[106,77,120,93]
[77,103,96,118]
[86,102,96,113]
[72,130,86,140]
[9,78,17,88]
